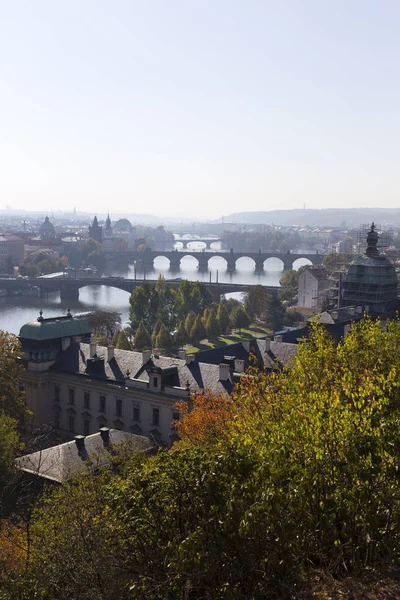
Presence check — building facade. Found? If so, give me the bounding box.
[297,267,331,310]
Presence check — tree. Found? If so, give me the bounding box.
[217,302,230,333]
[184,311,196,338]
[151,319,163,348]
[173,321,188,348]
[230,306,250,331]
[265,294,285,332]
[244,285,268,321]
[278,269,299,303]
[115,330,131,350]
[0,332,29,422]
[87,311,121,344]
[133,321,152,350]
[111,330,121,347]
[155,324,173,351]
[205,312,220,339]
[323,252,352,271]
[190,315,206,344]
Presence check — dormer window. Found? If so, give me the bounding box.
[153,376,159,389]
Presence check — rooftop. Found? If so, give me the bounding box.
[15,429,153,483]
[19,312,91,341]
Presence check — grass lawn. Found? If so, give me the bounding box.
[182,323,271,354]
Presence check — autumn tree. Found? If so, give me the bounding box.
[133,321,152,350]
[155,324,173,351]
[184,311,196,339]
[205,311,220,339]
[151,319,163,348]
[115,330,131,350]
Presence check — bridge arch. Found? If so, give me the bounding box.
[207,255,228,270]
[153,255,171,269]
[235,256,256,270]
[263,257,285,271]
[179,254,200,269]
[292,257,313,270]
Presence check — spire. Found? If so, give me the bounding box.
[365,222,379,257]
[106,213,111,228]
[93,216,98,226]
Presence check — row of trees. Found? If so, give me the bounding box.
[19,253,69,277]
[3,318,400,598]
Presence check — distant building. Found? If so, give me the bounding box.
[342,223,398,316]
[0,234,25,270]
[88,216,102,243]
[103,213,113,239]
[297,267,331,310]
[26,216,63,255]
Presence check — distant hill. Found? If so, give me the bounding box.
[222,208,400,228]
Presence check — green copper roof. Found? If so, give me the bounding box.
[19,313,91,341]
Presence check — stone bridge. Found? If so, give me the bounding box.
[0,277,279,301]
[174,238,221,249]
[109,249,323,272]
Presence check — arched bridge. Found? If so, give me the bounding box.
[109,249,323,272]
[174,237,221,249]
[0,277,280,301]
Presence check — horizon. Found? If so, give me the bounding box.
[2,2,400,217]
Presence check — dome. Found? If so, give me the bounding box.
[342,224,397,315]
[114,218,133,232]
[19,312,91,341]
[39,216,55,239]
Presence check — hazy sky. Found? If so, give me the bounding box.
[1,1,400,219]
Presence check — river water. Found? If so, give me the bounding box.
[0,239,312,335]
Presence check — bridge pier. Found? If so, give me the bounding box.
[227,259,236,273]
[60,284,79,301]
[283,257,294,271]
[198,256,209,272]
[254,259,264,274]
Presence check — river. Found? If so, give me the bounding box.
[0,240,313,335]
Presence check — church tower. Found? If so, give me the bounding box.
[89,216,102,243]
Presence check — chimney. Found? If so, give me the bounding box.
[356,305,363,314]
[61,337,71,351]
[274,335,283,343]
[107,345,115,362]
[343,324,351,337]
[142,350,152,365]
[186,354,195,365]
[178,350,186,360]
[234,359,245,373]
[219,363,230,381]
[347,307,355,316]
[100,427,110,445]
[332,311,339,320]
[264,339,271,352]
[74,435,85,452]
[90,341,97,358]
[242,340,251,352]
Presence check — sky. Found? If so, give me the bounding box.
[1,1,400,220]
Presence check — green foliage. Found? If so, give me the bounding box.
[115,330,131,350]
[155,323,173,350]
[216,302,230,333]
[0,414,19,491]
[190,314,206,344]
[133,322,152,351]
[205,311,220,339]
[323,252,352,271]
[151,319,163,347]
[6,318,400,598]
[184,311,196,338]
[244,285,268,320]
[264,294,285,331]
[278,268,299,303]
[0,332,28,422]
[87,311,121,345]
[230,305,250,331]
[173,321,188,348]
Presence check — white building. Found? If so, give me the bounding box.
[297,267,331,310]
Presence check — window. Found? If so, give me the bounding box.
[84,420,90,436]
[55,385,60,402]
[54,412,60,429]
[68,388,75,405]
[152,407,160,426]
[116,398,122,417]
[153,376,158,388]
[172,411,180,422]
[68,415,74,432]
[133,403,140,422]
[99,395,106,412]
[84,391,90,409]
